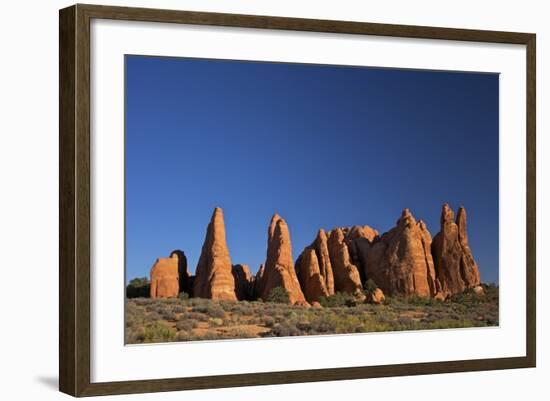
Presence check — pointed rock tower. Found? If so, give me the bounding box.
[363,209,437,297]
[193,207,237,301]
[295,248,329,303]
[327,228,363,296]
[256,214,306,305]
[295,228,335,301]
[431,204,481,296]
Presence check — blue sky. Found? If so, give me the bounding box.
[125,55,499,284]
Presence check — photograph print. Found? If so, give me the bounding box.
[124,55,499,344]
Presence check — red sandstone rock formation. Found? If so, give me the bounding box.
[295,228,335,299]
[193,207,237,301]
[431,204,481,296]
[256,214,306,304]
[295,248,329,303]
[363,209,437,297]
[232,264,255,301]
[327,228,363,296]
[343,225,379,282]
[150,254,180,299]
[366,288,385,304]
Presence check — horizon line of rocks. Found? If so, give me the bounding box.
[148,203,481,306]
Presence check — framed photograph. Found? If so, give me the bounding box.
[59,4,536,397]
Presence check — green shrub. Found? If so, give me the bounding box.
[364,279,378,294]
[407,294,438,306]
[318,292,358,307]
[143,322,175,343]
[266,287,291,304]
[126,277,150,298]
[178,292,190,300]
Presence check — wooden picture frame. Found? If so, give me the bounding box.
[59,3,536,397]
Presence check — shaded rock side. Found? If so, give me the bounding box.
[193,207,237,301]
[431,204,481,295]
[170,250,190,295]
[343,225,379,282]
[327,228,363,295]
[232,264,255,301]
[257,214,306,304]
[363,209,437,297]
[295,248,329,303]
[150,254,179,298]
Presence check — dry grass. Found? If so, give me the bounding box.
[125,285,498,344]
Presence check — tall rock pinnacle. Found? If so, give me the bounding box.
[431,204,481,295]
[256,214,306,305]
[193,207,237,301]
[327,228,363,296]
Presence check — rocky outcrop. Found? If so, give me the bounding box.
[295,228,334,299]
[232,264,255,301]
[256,214,306,304]
[362,209,437,297]
[431,204,481,296]
[327,228,363,296]
[366,288,385,304]
[295,248,329,303]
[343,225,379,282]
[150,254,180,298]
[193,207,237,301]
[170,250,190,295]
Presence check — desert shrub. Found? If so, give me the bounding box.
[318,292,358,308]
[172,305,185,314]
[192,303,225,318]
[184,311,210,322]
[266,287,291,304]
[143,322,176,343]
[176,319,196,332]
[407,294,439,306]
[230,302,254,315]
[132,298,151,306]
[268,322,303,337]
[147,311,162,321]
[263,316,275,327]
[126,277,150,298]
[125,326,145,343]
[178,292,190,300]
[159,309,177,321]
[364,279,378,294]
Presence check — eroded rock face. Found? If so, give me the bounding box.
[193,207,237,301]
[363,209,437,297]
[232,264,255,301]
[295,248,329,303]
[256,214,306,304]
[327,228,363,295]
[431,204,481,296]
[310,229,335,296]
[295,228,334,299]
[150,254,179,298]
[343,225,379,282]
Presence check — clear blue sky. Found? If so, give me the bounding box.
[125,55,499,284]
